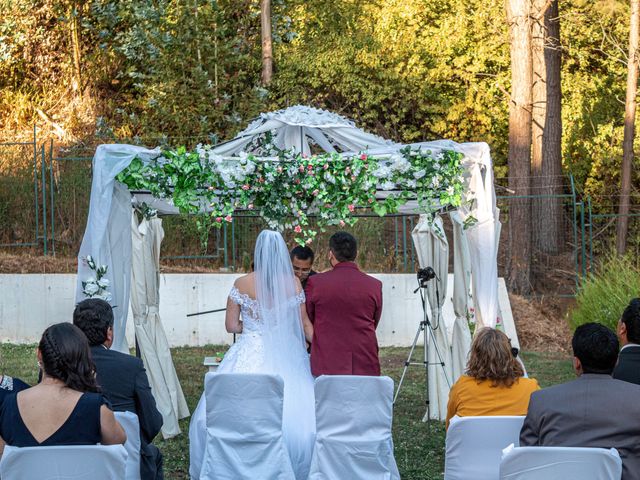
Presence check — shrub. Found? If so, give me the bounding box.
[570,255,640,332]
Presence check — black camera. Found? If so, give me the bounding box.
[417,267,436,285]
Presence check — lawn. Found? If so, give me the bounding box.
[1,344,575,480]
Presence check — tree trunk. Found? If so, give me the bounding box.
[531,0,563,255]
[260,0,273,85]
[617,0,640,254]
[506,0,533,294]
[69,1,82,93]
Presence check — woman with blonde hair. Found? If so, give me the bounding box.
[446,327,539,429]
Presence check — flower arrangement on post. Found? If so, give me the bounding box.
[82,255,111,302]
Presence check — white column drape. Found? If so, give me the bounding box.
[450,211,473,382]
[131,213,190,439]
[76,144,160,353]
[411,214,453,421]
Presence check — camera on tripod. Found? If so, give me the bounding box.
[416,266,436,287]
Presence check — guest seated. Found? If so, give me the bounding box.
[0,323,125,456]
[614,298,640,385]
[446,328,539,429]
[520,322,640,480]
[73,299,164,480]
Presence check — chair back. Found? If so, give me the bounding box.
[0,444,127,480]
[114,411,142,480]
[444,415,525,480]
[308,375,400,480]
[499,445,622,480]
[199,373,295,480]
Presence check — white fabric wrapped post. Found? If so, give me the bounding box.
[131,213,189,439]
[444,416,525,480]
[499,445,622,480]
[75,144,160,353]
[460,160,502,330]
[199,373,296,480]
[308,375,400,480]
[411,214,453,421]
[450,211,473,383]
[0,444,128,480]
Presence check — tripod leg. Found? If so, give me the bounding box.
[393,322,424,404]
[422,324,430,423]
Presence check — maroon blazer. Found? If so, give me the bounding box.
[305,262,383,376]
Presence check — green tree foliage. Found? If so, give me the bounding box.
[0,0,638,200]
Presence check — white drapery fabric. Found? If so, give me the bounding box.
[411,214,453,421]
[76,144,160,353]
[131,214,189,439]
[450,211,473,382]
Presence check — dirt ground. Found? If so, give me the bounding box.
[0,252,574,353]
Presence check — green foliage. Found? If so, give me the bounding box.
[116,143,466,245]
[570,255,640,332]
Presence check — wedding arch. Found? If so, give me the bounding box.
[75,105,501,421]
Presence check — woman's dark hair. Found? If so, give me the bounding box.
[39,323,100,393]
[329,231,357,262]
[466,328,524,387]
[73,298,114,346]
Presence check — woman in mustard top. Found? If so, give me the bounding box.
[446,327,540,429]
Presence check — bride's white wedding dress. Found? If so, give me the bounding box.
[189,284,315,480]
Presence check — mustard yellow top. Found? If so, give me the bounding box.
[445,375,540,429]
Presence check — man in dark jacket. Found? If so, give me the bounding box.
[74,299,164,480]
[614,298,640,385]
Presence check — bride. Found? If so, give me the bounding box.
[189,230,316,480]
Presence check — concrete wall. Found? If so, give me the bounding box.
[0,274,517,348]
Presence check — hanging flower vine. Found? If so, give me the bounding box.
[116,144,468,246]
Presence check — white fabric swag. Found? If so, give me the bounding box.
[131,214,190,438]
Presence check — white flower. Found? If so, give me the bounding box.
[381,181,396,191]
[413,169,426,180]
[390,154,411,173]
[96,292,112,302]
[431,177,440,188]
[447,185,455,195]
[406,179,417,189]
[84,282,100,296]
[238,151,248,161]
[97,278,110,289]
[372,165,391,179]
[324,172,336,184]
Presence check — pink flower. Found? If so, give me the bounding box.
[323,163,329,170]
[208,186,215,191]
[224,215,232,222]
[339,220,346,227]
[306,238,313,245]
[295,179,301,184]
[248,203,254,209]
[299,165,305,173]
[313,189,320,196]
[307,164,313,170]
[360,154,368,160]
[368,198,374,203]
[294,225,302,233]
[351,175,356,182]
[215,217,223,223]
[277,166,283,173]
[345,167,351,174]
[242,184,250,190]
[348,204,355,212]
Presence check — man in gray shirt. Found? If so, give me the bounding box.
[520,322,640,480]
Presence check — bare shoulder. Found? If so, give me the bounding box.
[234,273,256,297]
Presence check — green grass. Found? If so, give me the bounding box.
[1,345,575,480]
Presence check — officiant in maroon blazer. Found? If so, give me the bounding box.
[305,231,383,376]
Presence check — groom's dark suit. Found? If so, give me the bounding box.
[305,262,382,376]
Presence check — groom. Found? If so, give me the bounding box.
[305,231,382,376]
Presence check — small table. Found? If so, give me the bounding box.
[203,357,222,372]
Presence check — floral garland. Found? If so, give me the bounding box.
[116,145,468,245]
[82,255,111,301]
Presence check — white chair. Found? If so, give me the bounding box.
[308,375,400,480]
[199,373,296,480]
[444,415,525,480]
[0,444,128,480]
[500,445,622,480]
[114,410,142,480]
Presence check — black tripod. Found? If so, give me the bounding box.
[393,267,452,422]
